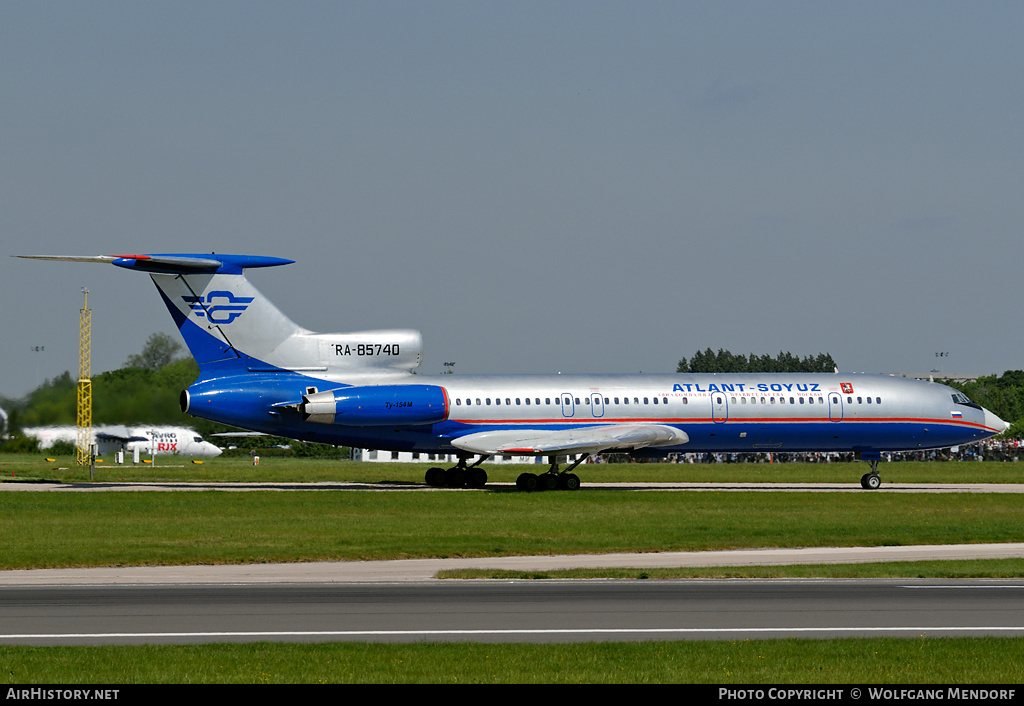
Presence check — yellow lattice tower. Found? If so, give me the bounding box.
[76,288,92,466]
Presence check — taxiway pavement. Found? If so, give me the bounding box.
[1,543,1022,585]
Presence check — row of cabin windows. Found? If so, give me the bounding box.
[455,396,679,406]
[452,395,882,407]
[732,396,820,405]
[730,396,883,405]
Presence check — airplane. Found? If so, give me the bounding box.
[24,425,223,459]
[18,253,1009,490]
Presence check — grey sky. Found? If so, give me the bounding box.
[2,1,1022,399]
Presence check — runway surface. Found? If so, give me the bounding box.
[2,579,1023,645]
[2,480,1021,645]
[3,480,1024,493]
[2,543,1022,645]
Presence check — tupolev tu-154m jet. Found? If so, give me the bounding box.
[19,253,1009,490]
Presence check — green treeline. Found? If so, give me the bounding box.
[677,348,837,374]
[3,332,205,436]
[5,357,205,434]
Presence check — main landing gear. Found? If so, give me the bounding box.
[425,455,489,489]
[860,459,881,490]
[423,453,588,491]
[516,454,587,492]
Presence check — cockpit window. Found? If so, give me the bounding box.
[951,392,982,410]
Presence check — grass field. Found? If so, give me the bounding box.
[1,454,1023,484]
[438,558,1024,580]
[0,489,1021,570]
[3,638,1024,684]
[1,456,1021,684]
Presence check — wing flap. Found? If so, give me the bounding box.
[451,424,688,456]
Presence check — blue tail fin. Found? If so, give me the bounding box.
[19,253,425,378]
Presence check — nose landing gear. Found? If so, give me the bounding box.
[860,459,881,490]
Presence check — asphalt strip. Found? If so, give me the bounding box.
[1,543,1022,585]
[3,481,1024,492]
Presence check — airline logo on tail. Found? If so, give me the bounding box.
[182,291,255,324]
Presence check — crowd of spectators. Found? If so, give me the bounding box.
[888,438,1021,463]
[597,438,1022,464]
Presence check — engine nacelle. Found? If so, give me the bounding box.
[302,384,449,426]
[181,374,310,430]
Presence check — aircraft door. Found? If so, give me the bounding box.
[713,392,728,423]
[561,393,575,418]
[828,392,843,422]
[590,393,605,418]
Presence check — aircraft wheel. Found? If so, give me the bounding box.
[445,467,466,488]
[516,473,538,492]
[537,474,558,491]
[466,467,488,489]
[860,473,881,490]
[562,473,580,491]
[425,467,446,487]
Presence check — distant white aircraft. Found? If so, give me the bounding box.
[24,425,222,458]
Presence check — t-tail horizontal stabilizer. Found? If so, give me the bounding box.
[16,253,294,274]
[17,252,424,376]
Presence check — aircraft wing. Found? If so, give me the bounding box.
[451,424,688,456]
